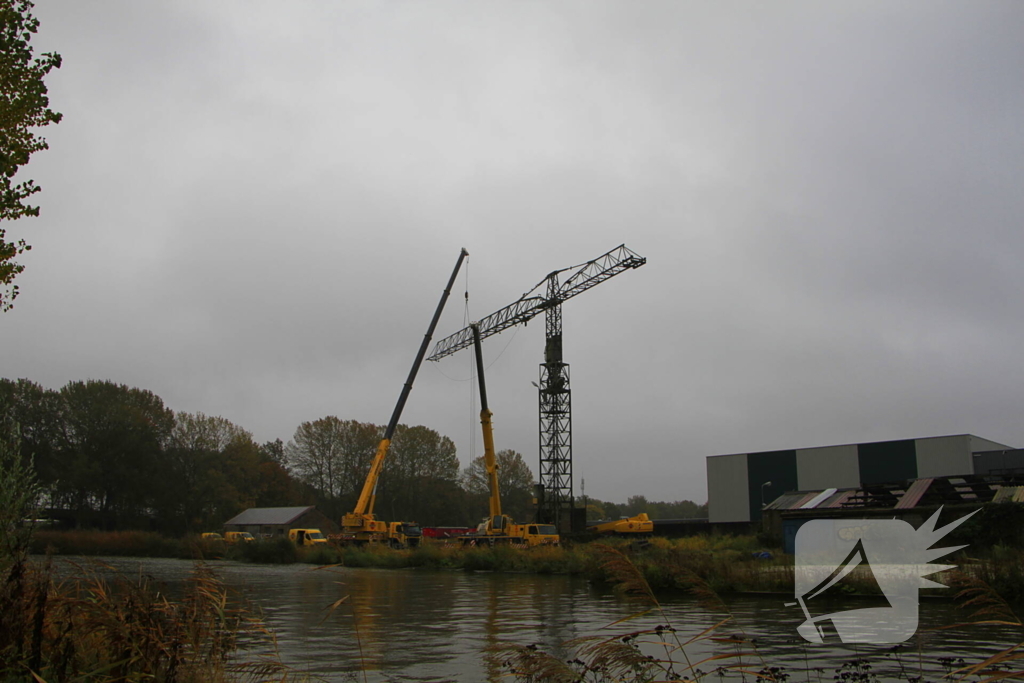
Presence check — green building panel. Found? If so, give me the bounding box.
[858,439,918,485]
[747,450,798,522]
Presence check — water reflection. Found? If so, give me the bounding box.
[43,557,1022,682]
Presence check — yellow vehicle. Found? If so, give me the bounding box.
[224,531,256,544]
[289,528,328,546]
[588,513,654,537]
[460,323,559,548]
[200,532,224,542]
[465,519,560,547]
[387,522,422,549]
[339,249,467,547]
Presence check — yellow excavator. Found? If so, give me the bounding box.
[462,323,559,548]
[338,248,468,547]
[587,513,655,537]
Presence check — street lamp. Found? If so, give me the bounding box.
[761,481,773,508]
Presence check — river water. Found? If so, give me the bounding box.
[45,556,1022,682]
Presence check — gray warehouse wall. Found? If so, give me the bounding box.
[974,449,1024,475]
[797,444,859,490]
[916,435,973,478]
[707,453,749,523]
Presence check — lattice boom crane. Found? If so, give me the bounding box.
[427,244,646,531]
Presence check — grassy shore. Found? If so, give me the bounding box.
[31,529,1024,602]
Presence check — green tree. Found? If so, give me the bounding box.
[0,0,62,311]
[584,503,605,521]
[159,412,254,533]
[57,381,174,528]
[286,417,378,520]
[461,449,536,524]
[380,424,461,525]
[259,438,286,466]
[0,426,40,667]
[0,378,63,490]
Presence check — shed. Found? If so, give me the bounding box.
[223,506,338,539]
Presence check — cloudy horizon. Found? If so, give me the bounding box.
[2,1,1022,504]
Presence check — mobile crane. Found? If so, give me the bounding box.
[462,323,559,548]
[337,248,468,547]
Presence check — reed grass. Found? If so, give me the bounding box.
[491,544,1024,683]
[491,543,765,683]
[0,555,291,682]
[31,530,193,559]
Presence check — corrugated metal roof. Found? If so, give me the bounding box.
[224,506,315,526]
[763,492,812,511]
[822,490,856,508]
[800,488,838,509]
[895,478,933,509]
[764,488,861,511]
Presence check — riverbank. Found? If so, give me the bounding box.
[31,529,1024,602]
[29,530,792,593]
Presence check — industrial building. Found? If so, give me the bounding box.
[706,434,1014,524]
[762,473,1024,553]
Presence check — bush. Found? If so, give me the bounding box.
[232,537,298,564]
[408,541,461,569]
[299,544,343,566]
[31,529,187,558]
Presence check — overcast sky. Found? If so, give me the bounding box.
[2,1,1022,504]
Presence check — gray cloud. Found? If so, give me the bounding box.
[3,1,1022,504]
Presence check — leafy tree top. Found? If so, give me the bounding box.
[0,0,61,311]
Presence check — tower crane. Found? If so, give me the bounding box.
[427,244,646,531]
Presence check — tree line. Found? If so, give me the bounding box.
[0,378,539,533]
[1,378,706,535]
[583,495,708,522]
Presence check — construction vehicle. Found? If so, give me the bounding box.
[461,323,559,548]
[289,528,328,546]
[338,248,468,547]
[428,245,646,532]
[387,521,422,549]
[224,531,256,544]
[587,513,654,537]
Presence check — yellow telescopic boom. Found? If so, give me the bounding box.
[342,248,468,538]
[472,323,502,520]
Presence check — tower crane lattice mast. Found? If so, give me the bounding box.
[427,245,646,532]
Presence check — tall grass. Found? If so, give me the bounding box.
[0,556,290,682]
[31,529,193,558]
[1,430,293,682]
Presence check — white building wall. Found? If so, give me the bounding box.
[796,444,860,490]
[707,454,750,523]
[915,435,973,478]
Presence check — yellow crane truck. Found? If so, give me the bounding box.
[338,249,468,548]
[460,323,559,548]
